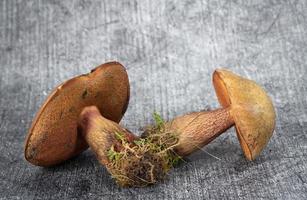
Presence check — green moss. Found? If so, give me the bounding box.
[107,145,123,162]
[153,112,164,130]
[106,113,182,187]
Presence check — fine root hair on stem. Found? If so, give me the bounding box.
[106,112,182,187]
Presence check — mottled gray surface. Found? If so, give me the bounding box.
[0,0,307,199]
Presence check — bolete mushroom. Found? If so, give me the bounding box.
[168,69,276,160]
[24,62,130,166]
[77,69,276,187]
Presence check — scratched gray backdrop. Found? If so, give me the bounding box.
[0,0,307,199]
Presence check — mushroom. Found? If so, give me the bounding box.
[24,62,130,166]
[77,69,276,187]
[166,69,276,160]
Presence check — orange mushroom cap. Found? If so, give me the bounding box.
[213,69,276,160]
[25,62,130,166]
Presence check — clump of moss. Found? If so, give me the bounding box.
[106,113,181,187]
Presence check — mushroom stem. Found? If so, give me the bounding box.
[78,106,137,165]
[78,106,235,187]
[79,106,235,165]
[166,107,234,156]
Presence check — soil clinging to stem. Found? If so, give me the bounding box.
[106,113,182,187]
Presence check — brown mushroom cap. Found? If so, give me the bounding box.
[213,69,276,160]
[25,62,130,166]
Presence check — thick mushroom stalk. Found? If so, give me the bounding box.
[78,106,179,187]
[166,107,234,156]
[78,106,137,166]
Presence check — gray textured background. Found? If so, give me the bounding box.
[0,0,307,199]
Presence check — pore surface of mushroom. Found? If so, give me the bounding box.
[24,62,130,166]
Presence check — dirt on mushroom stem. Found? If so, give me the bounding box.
[106,113,182,187]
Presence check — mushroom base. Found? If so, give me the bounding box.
[106,116,181,187]
[107,151,168,187]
